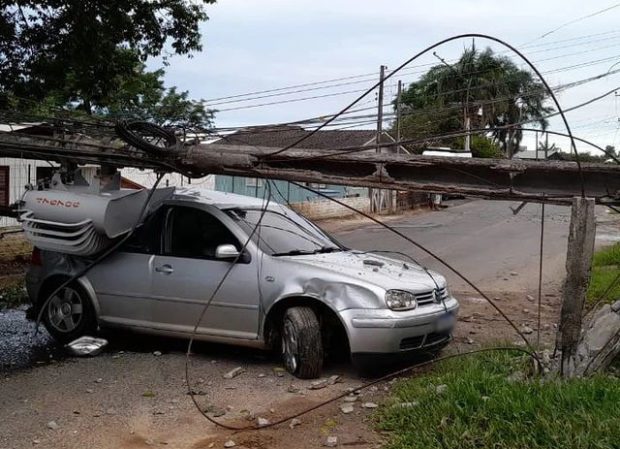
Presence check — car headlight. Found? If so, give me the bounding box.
[385,290,417,311]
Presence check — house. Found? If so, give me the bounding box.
[212,125,406,211]
[514,148,559,160]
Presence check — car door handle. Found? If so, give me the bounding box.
[155,264,174,274]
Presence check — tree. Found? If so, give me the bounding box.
[394,47,553,158]
[0,1,215,116]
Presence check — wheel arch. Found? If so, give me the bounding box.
[37,274,101,321]
[262,295,350,355]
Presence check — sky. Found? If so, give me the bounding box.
[154,0,620,154]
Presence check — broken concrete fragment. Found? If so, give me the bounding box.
[435,384,448,394]
[289,418,302,429]
[324,436,338,447]
[257,417,270,427]
[520,325,534,335]
[328,375,341,385]
[224,440,236,448]
[223,367,245,379]
[309,379,329,390]
[153,351,162,356]
[343,395,357,402]
[361,402,378,409]
[526,295,535,302]
[339,404,354,414]
[47,421,59,430]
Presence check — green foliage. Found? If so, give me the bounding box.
[377,351,620,449]
[1,1,215,115]
[395,47,553,157]
[588,243,620,304]
[0,283,28,309]
[453,135,503,158]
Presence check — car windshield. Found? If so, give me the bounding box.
[226,207,343,256]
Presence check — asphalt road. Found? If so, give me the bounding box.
[333,199,618,294]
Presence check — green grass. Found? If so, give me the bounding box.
[587,243,620,304]
[376,351,620,449]
[0,280,28,309]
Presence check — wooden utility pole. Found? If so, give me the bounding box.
[371,65,387,213]
[558,197,596,376]
[396,80,402,153]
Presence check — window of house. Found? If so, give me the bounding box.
[246,178,263,188]
[164,207,240,259]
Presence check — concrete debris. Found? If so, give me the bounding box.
[47,421,59,430]
[223,367,245,379]
[435,384,448,394]
[32,439,40,445]
[339,404,354,414]
[289,418,302,429]
[466,337,475,345]
[224,440,236,448]
[520,325,534,335]
[85,389,94,394]
[257,373,266,378]
[309,379,329,390]
[510,271,518,276]
[273,367,286,377]
[343,395,357,402]
[328,375,341,385]
[106,408,116,415]
[526,295,535,302]
[153,351,162,356]
[287,384,301,393]
[397,401,419,408]
[257,417,270,427]
[361,402,378,409]
[94,378,103,383]
[324,436,338,447]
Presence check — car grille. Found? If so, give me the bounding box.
[400,331,451,350]
[414,287,448,305]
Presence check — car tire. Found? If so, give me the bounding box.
[281,307,323,379]
[41,281,97,344]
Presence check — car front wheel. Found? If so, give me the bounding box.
[41,282,97,344]
[281,307,323,379]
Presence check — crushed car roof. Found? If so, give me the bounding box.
[171,187,275,209]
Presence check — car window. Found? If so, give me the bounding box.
[226,208,341,256]
[120,208,165,254]
[164,206,240,259]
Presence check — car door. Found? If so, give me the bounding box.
[148,204,261,340]
[87,207,165,328]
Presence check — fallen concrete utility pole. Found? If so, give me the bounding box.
[0,134,618,203]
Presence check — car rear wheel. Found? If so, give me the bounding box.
[42,282,97,344]
[281,307,323,379]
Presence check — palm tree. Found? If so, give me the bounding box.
[395,47,553,157]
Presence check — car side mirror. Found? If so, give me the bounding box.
[215,244,241,260]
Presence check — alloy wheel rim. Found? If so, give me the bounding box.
[282,319,298,373]
[47,287,83,333]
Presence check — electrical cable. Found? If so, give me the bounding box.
[260,34,585,200]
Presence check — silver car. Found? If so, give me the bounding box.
[26,188,459,378]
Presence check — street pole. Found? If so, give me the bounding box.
[396,80,402,154]
[372,65,387,213]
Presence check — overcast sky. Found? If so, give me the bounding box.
[156,0,620,153]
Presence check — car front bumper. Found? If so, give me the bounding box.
[340,296,459,360]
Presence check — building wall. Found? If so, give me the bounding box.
[214,175,366,202]
[290,196,371,220]
[121,168,214,190]
[0,157,53,227]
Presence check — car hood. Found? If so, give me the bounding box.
[278,250,445,292]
